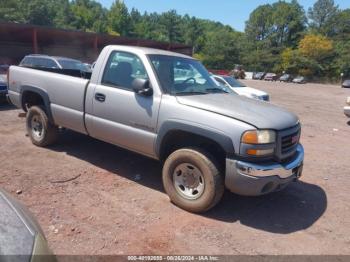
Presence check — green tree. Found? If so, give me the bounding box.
[0,0,26,23]
[138,12,168,42]
[326,9,350,39]
[0,0,56,26]
[271,0,306,47]
[160,10,182,43]
[71,0,107,32]
[107,0,131,36]
[182,16,204,53]
[199,28,242,69]
[25,0,56,26]
[53,0,76,29]
[333,40,350,77]
[245,4,274,41]
[308,0,339,35]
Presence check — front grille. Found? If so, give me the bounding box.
[276,124,301,161]
[281,131,299,153]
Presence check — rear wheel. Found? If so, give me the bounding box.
[162,148,224,213]
[26,106,58,147]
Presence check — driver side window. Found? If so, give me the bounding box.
[102,51,149,91]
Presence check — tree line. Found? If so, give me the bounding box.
[1,0,349,81]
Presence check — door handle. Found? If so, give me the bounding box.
[95,93,106,102]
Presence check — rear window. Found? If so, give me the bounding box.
[20,57,33,66]
[21,57,59,69]
[57,59,90,71]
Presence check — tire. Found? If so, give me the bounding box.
[162,148,224,213]
[26,106,58,147]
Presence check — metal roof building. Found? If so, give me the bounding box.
[0,22,193,65]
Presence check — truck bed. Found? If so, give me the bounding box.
[8,66,90,134]
[21,66,92,80]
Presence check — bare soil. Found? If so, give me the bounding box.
[0,80,350,255]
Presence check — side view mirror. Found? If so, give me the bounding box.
[132,78,153,96]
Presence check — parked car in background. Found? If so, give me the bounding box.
[344,97,350,118]
[0,64,9,74]
[213,75,269,101]
[0,74,7,99]
[342,80,350,88]
[264,73,278,81]
[292,76,306,84]
[8,45,304,213]
[0,188,55,260]
[279,74,292,82]
[84,63,92,70]
[20,54,91,72]
[253,72,265,80]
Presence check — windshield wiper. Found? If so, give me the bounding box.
[205,88,229,93]
[175,91,208,96]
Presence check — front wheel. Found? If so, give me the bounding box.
[26,106,58,147]
[162,148,224,213]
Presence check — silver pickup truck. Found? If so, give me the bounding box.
[8,45,304,213]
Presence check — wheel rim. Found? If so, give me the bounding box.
[31,115,44,140]
[173,163,205,200]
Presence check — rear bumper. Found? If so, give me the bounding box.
[344,106,350,118]
[225,144,304,196]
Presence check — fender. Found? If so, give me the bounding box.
[19,85,54,124]
[155,120,235,158]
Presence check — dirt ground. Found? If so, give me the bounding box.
[0,80,350,256]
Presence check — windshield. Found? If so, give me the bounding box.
[148,55,231,95]
[57,59,91,72]
[223,76,246,88]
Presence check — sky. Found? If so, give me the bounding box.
[98,0,350,32]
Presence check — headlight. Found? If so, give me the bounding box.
[241,130,276,144]
[241,130,276,156]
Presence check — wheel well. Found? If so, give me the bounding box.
[159,130,227,170]
[22,91,44,111]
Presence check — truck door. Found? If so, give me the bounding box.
[89,51,160,158]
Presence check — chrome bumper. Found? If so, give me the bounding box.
[225,144,304,196]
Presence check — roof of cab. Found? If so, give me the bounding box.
[105,45,194,59]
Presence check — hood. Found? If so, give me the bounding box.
[176,93,299,130]
[233,86,267,97]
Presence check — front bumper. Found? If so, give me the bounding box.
[344,106,350,118]
[225,144,304,196]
